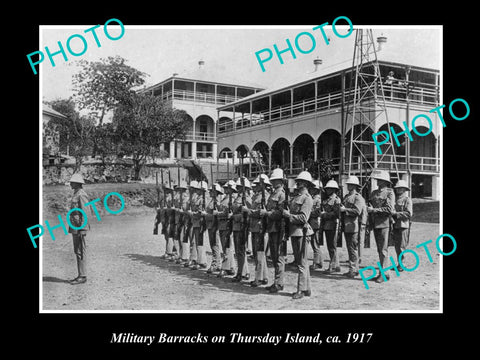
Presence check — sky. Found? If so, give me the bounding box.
[39,25,441,104]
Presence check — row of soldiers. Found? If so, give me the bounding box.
[153,168,412,299]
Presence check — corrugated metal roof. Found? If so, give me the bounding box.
[217,60,439,110]
[143,62,265,93]
[43,105,68,119]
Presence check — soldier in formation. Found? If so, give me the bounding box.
[152,167,413,297]
[367,169,396,283]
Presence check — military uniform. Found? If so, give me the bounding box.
[341,190,365,274]
[178,191,191,264]
[248,190,269,284]
[205,193,221,271]
[288,189,314,294]
[266,186,286,289]
[231,192,252,280]
[358,201,368,263]
[68,187,90,280]
[172,191,183,260]
[321,193,341,271]
[164,193,175,257]
[217,192,235,275]
[308,193,323,268]
[392,192,412,260]
[370,186,395,271]
[190,192,206,268]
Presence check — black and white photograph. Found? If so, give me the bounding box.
[38,24,443,312]
[14,7,477,354]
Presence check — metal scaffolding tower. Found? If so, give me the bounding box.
[341,29,400,192]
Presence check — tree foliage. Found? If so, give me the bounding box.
[112,92,189,179]
[46,98,95,172]
[71,55,147,125]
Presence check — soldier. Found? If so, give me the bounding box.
[358,196,368,265]
[309,179,324,271]
[367,169,395,283]
[190,181,208,270]
[320,179,342,273]
[161,185,175,260]
[283,171,314,299]
[262,168,286,294]
[340,175,366,278]
[392,179,413,271]
[204,183,223,274]
[177,183,191,265]
[248,174,270,287]
[67,174,91,285]
[183,181,198,268]
[217,180,237,277]
[231,176,252,282]
[172,183,186,262]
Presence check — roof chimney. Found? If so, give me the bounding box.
[313,57,322,72]
[198,60,205,68]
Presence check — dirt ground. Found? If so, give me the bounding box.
[41,185,441,311]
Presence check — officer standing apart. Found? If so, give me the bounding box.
[68,174,91,285]
[367,169,395,283]
[392,179,413,271]
[308,179,324,270]
[339,175,365,278]
[263,168,286,294]
[320,179,341,273]
[283,171,314,299]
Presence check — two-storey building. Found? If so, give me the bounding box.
[216,60,440,199]
[142,60,264,162]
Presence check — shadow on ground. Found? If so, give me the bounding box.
[124,253,295,297]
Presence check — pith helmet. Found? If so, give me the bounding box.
[236,177,251,189]
[295,170,314,185]
[215,183,224,194]
[176,181,188,190]
[345,175,361,187]
[199,181,209,191]
[324,179,339,189]
[189,180,199,189]
[253,174,271,186]
[312,180,322,189]
[70,173,85,184]
[394,179,410,190]
[210,183,224,194]
[371,169,391,183]
[269,168,284,181]
[224,179,237,192]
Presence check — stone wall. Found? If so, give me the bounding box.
[43,160,189,186]
[43,161,161,185]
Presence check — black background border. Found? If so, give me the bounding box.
[14,3,476,354]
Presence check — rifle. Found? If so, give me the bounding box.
[153,171,160,235]
[336,178,343,247]
[211,162,217,210]
[282,174,290,242]
[259,173,267,234]
[161,169,165,208]
[168,168,172,206]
